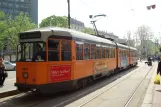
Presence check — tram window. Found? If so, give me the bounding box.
[111,48,114,58]
[84,43,90,60]
[102,47,106,58]
[113,48,115,58]
[123,50,125,57]
[125,50,127,57]
[112,48,114,58]
[96,45,101,59]
[109,48,112,58]
[106,48,109,58]
[61,40,71,61]
[122,50,124,57]
[91,44,96,59]
[48,39,59,61]
[76,42,83,60]
[119,49,122,57]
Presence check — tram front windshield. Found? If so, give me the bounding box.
[17,42,46,62]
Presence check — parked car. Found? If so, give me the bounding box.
[4,60,16,71]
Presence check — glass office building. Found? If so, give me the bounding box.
[0,0,38,24]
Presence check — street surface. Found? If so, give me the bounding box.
[0,61,156,107]
[0,71,16,93]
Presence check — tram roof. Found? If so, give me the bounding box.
[117,43,129,49]
[117,43,137,50]
[129,46,137,51]
[19,27,137,50]
[19,27,115,45]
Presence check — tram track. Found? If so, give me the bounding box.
[64,63,155,107]
[29,65,144,107]
[124,64,155,107]
[52,63,148,107]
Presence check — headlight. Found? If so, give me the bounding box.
[22,72,28,79]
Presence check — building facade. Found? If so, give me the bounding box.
[0,0,38,24]
[70,18,85,31]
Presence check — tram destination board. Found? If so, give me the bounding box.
[19,31,41,39]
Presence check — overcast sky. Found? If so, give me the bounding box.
[38,0,161,39]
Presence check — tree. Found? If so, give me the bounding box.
[81,27,95,35]
[0,11,6,50]
[39,15,68,28]
[124,30,135,47]
[0,12,36,51]
[134,25,155,58]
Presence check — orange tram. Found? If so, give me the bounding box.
[15,27,138,94]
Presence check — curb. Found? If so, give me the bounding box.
[0,90,20,98]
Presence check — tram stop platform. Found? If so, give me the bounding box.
[141,62,161,107]
[0,77,19,98]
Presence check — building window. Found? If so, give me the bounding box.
[15,4,19,8]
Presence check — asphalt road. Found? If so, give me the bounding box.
[6,70,16,80]
[0,70,16,93]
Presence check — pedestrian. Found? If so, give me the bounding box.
[0,54,6,86]
[157,57,161,76]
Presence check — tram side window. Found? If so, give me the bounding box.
[123,50,125,57]
[61,40,71,61]
[113,48,115,58]
[48,39,59,61]
[76,42,83,60]
[106,48,109,58]
[122,50,124,57]
[109,48,112,58]
[111,48,114,58]
[131,51,133,57]
[91,44,96,59]
[119,49,122,57]
[84,43,90,60]
[96,45,101,59]
[102,47,106,58]
[126,50,128,57]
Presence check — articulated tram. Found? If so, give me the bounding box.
[15,27,138,94]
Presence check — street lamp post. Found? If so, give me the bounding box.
[67,0,70,29]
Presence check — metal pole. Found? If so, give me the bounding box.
[67,0,70,29]
[91,21,99,36]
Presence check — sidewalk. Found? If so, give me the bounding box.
[141,62,161,107]
[0,77,19,98]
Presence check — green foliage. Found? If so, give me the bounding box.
[0,12,36,51]
[39,15,68,28]
[0,11,6,50]
[82,27,95,35]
